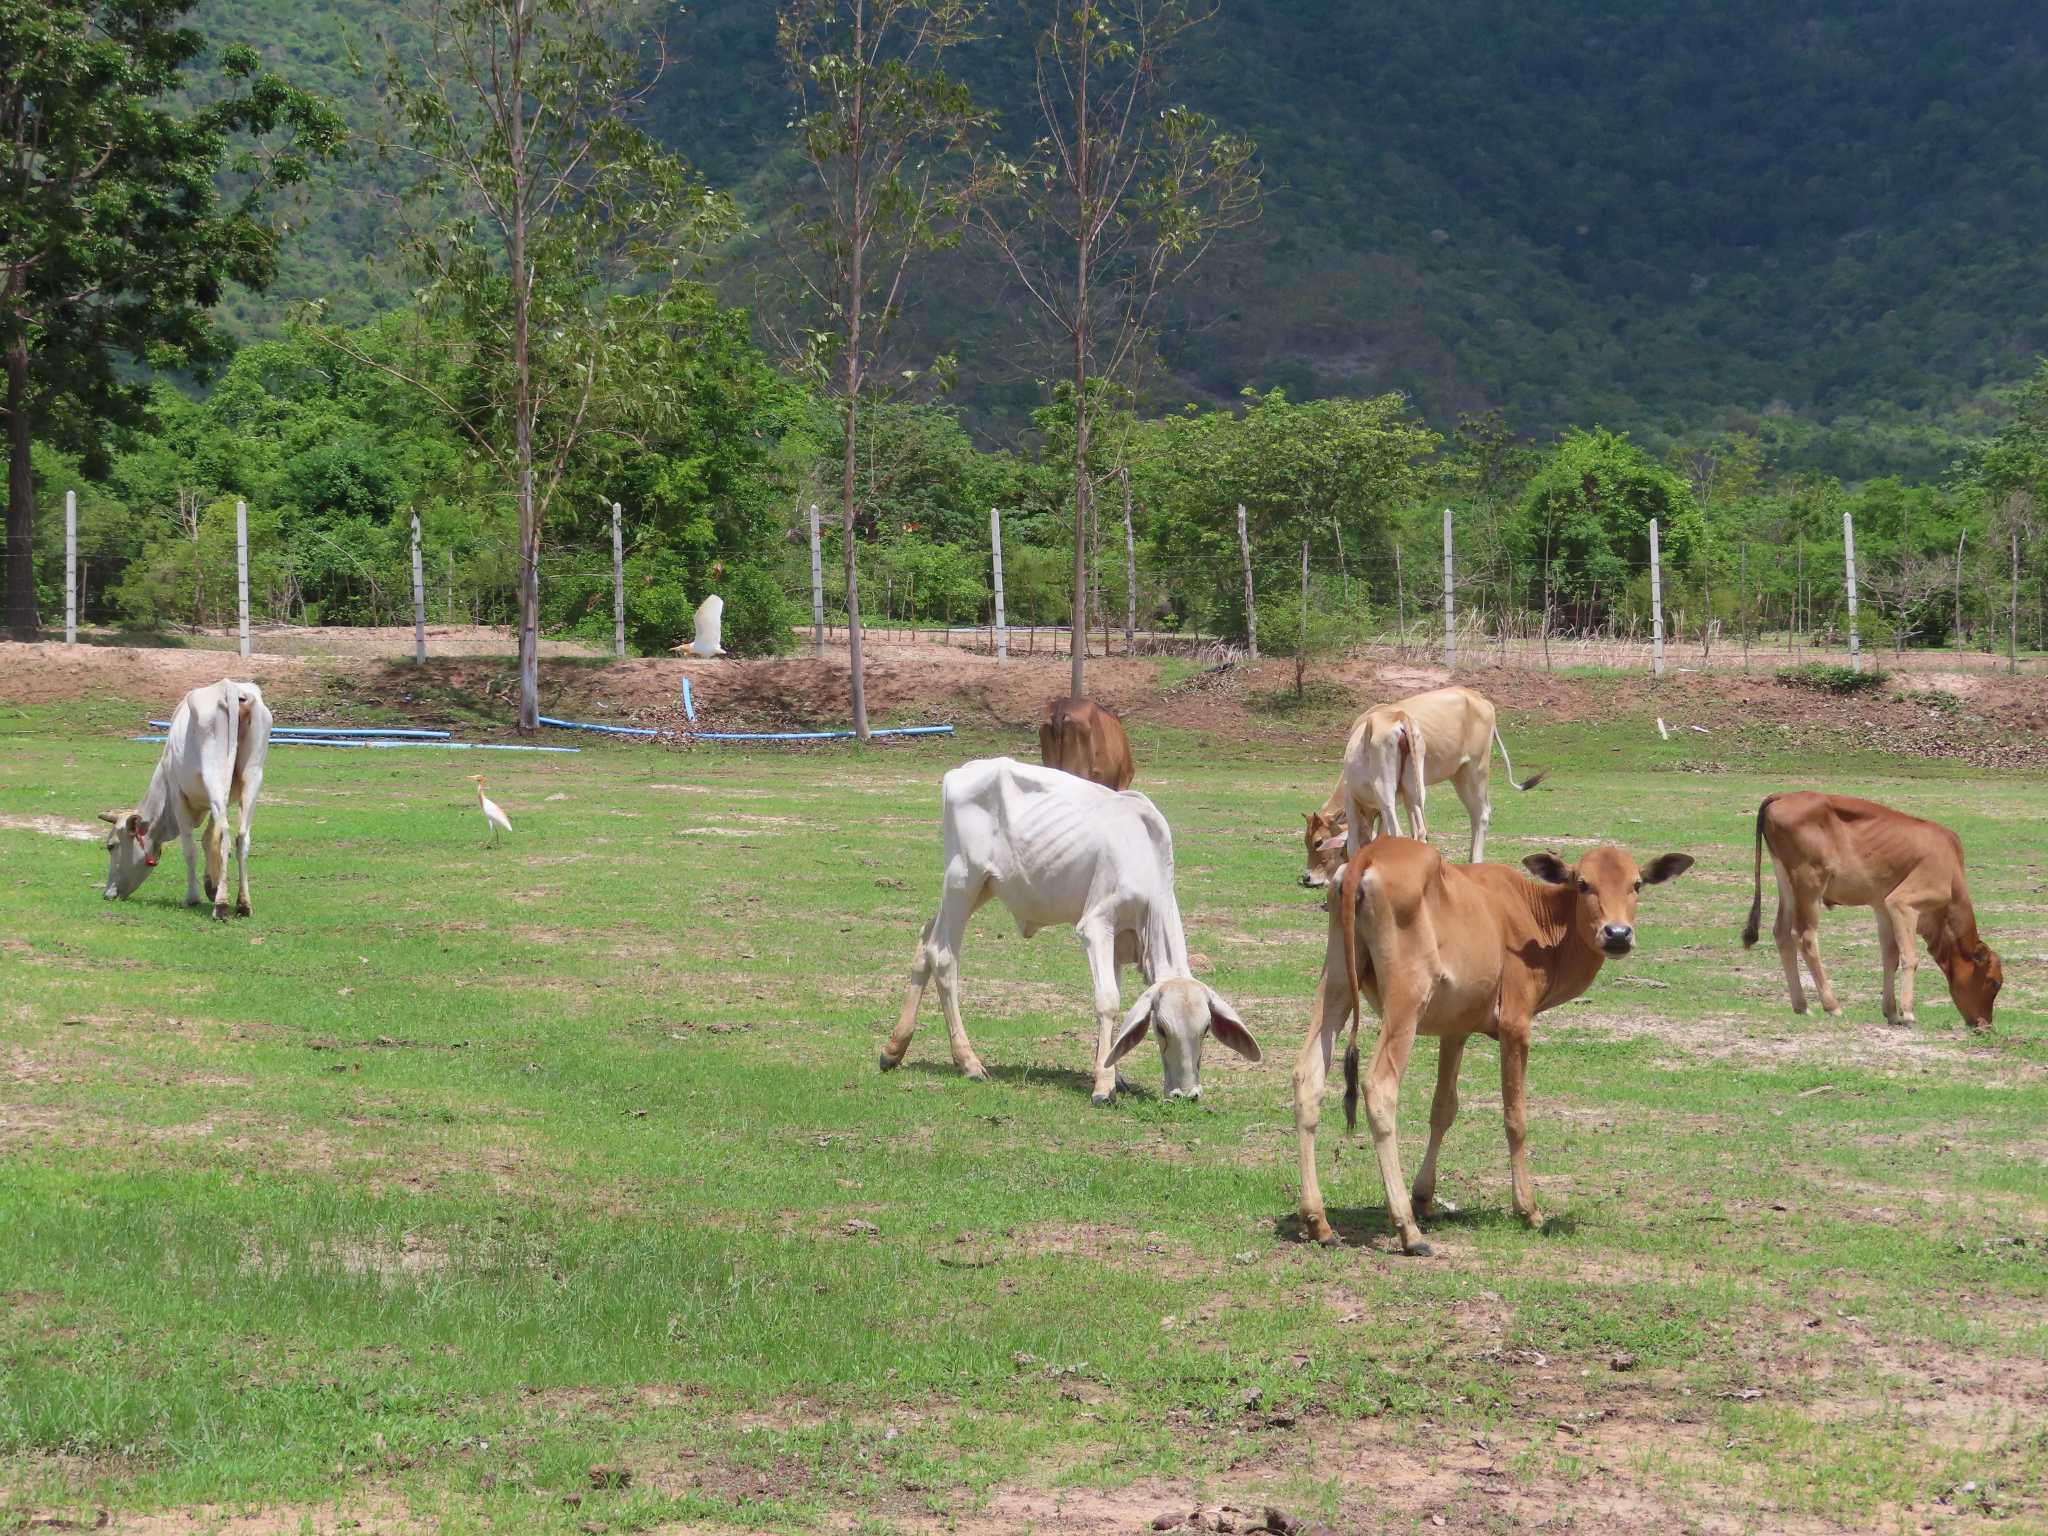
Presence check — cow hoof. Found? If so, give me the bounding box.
[235,901,251,918]
[1401,1239,1433,1258]
[211,906,230,923]
[1893,1012,1916,1028]
[1823,1004,1844,1018]
[877,1051,900,1073]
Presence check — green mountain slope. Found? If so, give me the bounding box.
[202,0,2048,475]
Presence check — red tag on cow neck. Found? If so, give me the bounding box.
[135,826,158,867]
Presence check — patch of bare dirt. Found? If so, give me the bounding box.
[9,629,2046,766]
[0,813,103,842]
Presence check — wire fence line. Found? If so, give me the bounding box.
[794,503,2046,675]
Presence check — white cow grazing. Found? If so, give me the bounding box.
[100,679,272,919]
[881,757,1259,1103]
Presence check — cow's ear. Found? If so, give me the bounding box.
[1203,986,1260,1062]
[1315,834,1347,855]
[1523,852,1572,885]
[125,814,147,836]
[1105,984,1161,1067]
[1641,853,1695,885]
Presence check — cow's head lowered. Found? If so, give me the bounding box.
[1522,846,1694,957]
[1934,928,2003,1029]
[1105,978,1259,1100]
[1300,808,1349,888]
[97,810,159,900]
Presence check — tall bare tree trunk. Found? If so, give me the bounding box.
[5,334,36,641]
[841,6,871,739]
[509,0,540,732]
[1121,465,1136,652]
[1067,20,1091,700]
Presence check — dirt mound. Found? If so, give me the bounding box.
[0,642,321,709]
[7,633,2045,766]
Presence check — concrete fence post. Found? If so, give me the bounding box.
[236,499,250,659]
[1649,517,1665,677]
[64,489,76,646]
[1441,507,1455,669]
[411,511,426,664]
[1844,511,1861,672]
[990,506,1008,663]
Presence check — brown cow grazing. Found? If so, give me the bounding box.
[1742,792,2002,1029]
[1039,696,1135,791]
[1294,839,1693,1254]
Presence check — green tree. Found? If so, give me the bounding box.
[319,0,736,727]
[1513,428,1703,631]
[972,0,1259,697]
[779,0,991,738]
[1,0,342,638]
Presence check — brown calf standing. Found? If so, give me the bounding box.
[1742,792,2002,1029]
[1295,839,1693,1255]
[1039,696,1135,791]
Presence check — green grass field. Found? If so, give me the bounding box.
[2,694,2044,1534]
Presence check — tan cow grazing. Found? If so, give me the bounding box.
[1299,685,1541,885]
[1741,792,2002,1029]
[99,679,272,919]
[1039,696,1135,791]
[1294,838,1693,1254]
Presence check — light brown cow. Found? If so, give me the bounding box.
[1039,696,1135,791]
[1299,685,1541,884]
[1741,792,2002,1029]
[1294,838,1693,1254]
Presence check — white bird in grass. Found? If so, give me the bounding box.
[467,774,513,846]
[678,593,725,659]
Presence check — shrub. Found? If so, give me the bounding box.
[717,564,799,656]
[1777,662,1885,694]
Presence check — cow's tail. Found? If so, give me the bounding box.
[1340,853,1369,1133]
[1491,724,1546,792]
[1741,795,1777,949]
[220,682,243,820]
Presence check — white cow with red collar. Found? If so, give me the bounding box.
[100,679,272,919]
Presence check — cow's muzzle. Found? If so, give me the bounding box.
[1165,1086,1202,1102]
[1600,924,1635,956]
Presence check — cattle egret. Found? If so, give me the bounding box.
[681,593,726,658]
[468,774,513,845]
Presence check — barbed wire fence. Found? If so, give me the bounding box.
[787,500,2047,676]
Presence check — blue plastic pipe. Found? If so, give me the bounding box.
[691,724,954,743]
[131,736,578,754]
[536,715,658,737]
[147,721,452,739]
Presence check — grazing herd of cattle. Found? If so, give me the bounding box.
[103,678,2004,1254]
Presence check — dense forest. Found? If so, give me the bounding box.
[7,0,2048,669]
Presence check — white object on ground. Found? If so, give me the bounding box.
[468,775,513,845]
